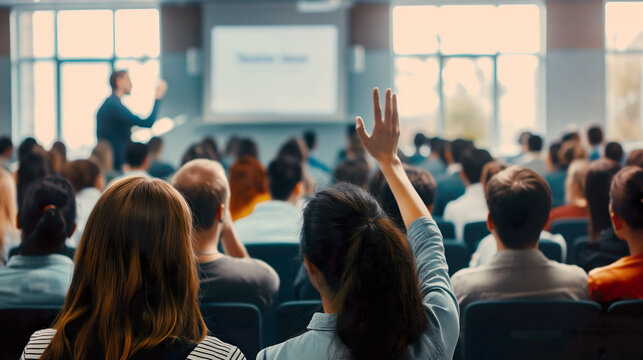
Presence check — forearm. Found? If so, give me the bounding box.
[220,224,249,258]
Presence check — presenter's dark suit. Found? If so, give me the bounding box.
[96,94,160,170]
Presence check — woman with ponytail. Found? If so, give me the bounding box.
[258,88,459,360]
[0,176,76,308]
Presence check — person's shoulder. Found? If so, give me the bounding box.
[258,330,332,360]
[187,336,245,360]
[22,329,57,359]
[546,261,588,281]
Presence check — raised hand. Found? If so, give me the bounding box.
[355,87,400,165]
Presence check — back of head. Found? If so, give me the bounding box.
[585,159,622,239]
[147,137,163,157]
[237,138,258,159]
[518,131,533,147]
[605,142,624,163]
[549,142,562,169]
[18,176,76,255]
[43,177,206,360]
[461,148,494,184]
[0,136,13,156]
[91,140,114,172]
[610,167,643,231]
[451,139,474,164]
[334,159,370,189]
[527,134,543,152]
[172,159,229,232]
[485,167,552,248]
[369,165,436,232]
[267,158,302,201]
[481,161,508,192]
[558,140,587,169]
[562,131,581,143]
[224,136,241,157]
[201,137,221,161]
[51,141,67,161]
[301,183,427,360]
[587,125,604,146]
[228,156,268,214]
[413,133,426,150]
[277,138,304,163]
[565,159,590,203]
[181,143,210,166]
[626,149,643,167]
[63,160,102,194]
[124,142,149,168]
[0,169,17,250]
[18,137,38,162]
[18,152,50,205]
[303,130,317,151]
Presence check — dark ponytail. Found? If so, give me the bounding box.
[301,183,427,360]
[19,176,76,255]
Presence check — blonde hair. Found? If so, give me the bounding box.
[0,169,17,255]
[565,160,590,206]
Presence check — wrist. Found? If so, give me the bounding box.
[377,155,402,170]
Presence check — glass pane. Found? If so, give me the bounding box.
[497,5,541,54]
[498,55,540,152]
[115,9,160,58]
[392,6,439,55]
[606,54,643,141]
[114,59,160,116]
[19,61,57,148]
[606,2,643,51]
[18,11,55,58]
[437,5,499,55]
[394,57,440,147]
[443,57,494,147]
[57,10,114,59]
[60,63,112,158]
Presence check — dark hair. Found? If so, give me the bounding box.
[181,143,210,166]
[18,137,38,163]
[562,131,580,143]
[18,152,50,207]
[527,134,543,152]
[486,167,552,248]
[346,124,357,137]
[237,138,258,159]
[518,131,533,146]
[109,70,128,91]
[301,183,427,360]
[277,138,304,163]
[605,142,624,163]
[334,159,371,188]
[51,141,67,162]
[549,142,562,169]
[587,125,604,146]
[224,136,241,157]
[461,148,493,184]
[201,137,221,161]
[413,133,426,150]
[147,136,163,155]
[626,149,643,168]
[369,166,436,232]
[585,159,622,240]
[18,176,76,255]
[63,160,101,193]
[438,139,450,165]
[267,158,302,201]
[0,136,13,155]
[303,130,317,150]
[451,139,474,164]
[124,142,149,167]
[610,166,643,229]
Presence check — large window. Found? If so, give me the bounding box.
[606,2,643,142]
[392,4,544,151]
[12,8,160,158]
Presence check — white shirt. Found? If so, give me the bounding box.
[469,231,568,268]
[446,163,462,176]
[234,200,301,244]
[443,183,488,241]
[519,152,547,175]
[68,187,102,248]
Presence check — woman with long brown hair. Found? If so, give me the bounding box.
[21,177,245,360]
[228,156,270,221]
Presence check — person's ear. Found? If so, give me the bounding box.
[217,204,225,223]
[487,212,495,231]
[68,223,77,237]
[611,212,625,231]
[303,255,323,293]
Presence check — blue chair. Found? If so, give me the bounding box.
[200,302,262,359]
[606,300,643,360]
[0,306,60,360]
[550,219,589,252]
[277,300,323,342]
[444,241,470,275]
[463,221,490,254]
[433,175,465,217]
[245,243,301,304]
[571,237,590,265]
[436,220,456,240]
[538,240,563,263]
[462,300,603,360]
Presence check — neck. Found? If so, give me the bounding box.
[113,90,125,98]
[626,232,643,256]
[195,229,223,263]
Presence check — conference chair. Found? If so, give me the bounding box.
[550,219,589,253]
[462,300,603,360]
[538,239,564,263]
[463,221,490,254]
[436,219,457,240]
[570,237,590,265]
[444,241,470,275]
[0,306,60,360]
[246,243,301,304]
[276,300,323,343]
[605,300,643,360]
[200,302,262,359]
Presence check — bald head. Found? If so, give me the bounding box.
[172,159,229,231]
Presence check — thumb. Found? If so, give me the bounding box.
[355,116,370,144]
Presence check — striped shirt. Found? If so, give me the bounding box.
[21,328,245,360]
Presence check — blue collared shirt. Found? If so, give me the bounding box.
[257,217,460,360]
[0,254,74,309]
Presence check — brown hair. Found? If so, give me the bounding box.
[558,141,587,169]
[610,166,643,229]
[0,169,17,255]
[63,160,102,194]
[228,156,268,216]
[586,159,622,240]
[91,140,114,173]
[481,161,508,192]
[626,149,643,168]
[41,177,207,360]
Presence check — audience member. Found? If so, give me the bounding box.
[519,134,547,174]
[172,160,279,310]
[421,137,447,176]
[235,158,303,244]
[90,140,120,184]
[562,130,581,143]
[181,142,210,166]
[276,138,316,194]
[432,139,473,216]
[229,156,270,221]
[17,152,50,207]
[21,177,243,359]
[506,131,532,164]
[452,167,588,311]
[237,137,259,160]
[0,136,13,171]
[49,141,67,175]
[604,141,624,164]
[0,169,18,265]
[444,148,494,240]
[336,124,368,164]
[546,140,587,207]
[546,141,562,173]
[17,137,41,164]
[147,136,175,179]
[408,133,427,166]
[0,177,76,309]
[221,135,241,169]
[587,125,604,161]
[63,160,105,248]
[588,167,643,303]
[547,160,590,228]
[626,149,643,168]
[202,137,221,161]
[577,159,629,272]
[110,142,151,185]
[333,159,370,189]
[260,88,459,360]
[303,130,330,174]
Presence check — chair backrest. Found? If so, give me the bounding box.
[538,240,563,263]
[277,300,323,343]
[246,243,301,305]
[606,300,643,359]
[462,300,603,360]
[444,241,470,275]
[0,307,60,360]
[200,302,262,359]
[436,219,457,240]
[463,221,490,254]
[571,236,590,265]
[550,219,589,250]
